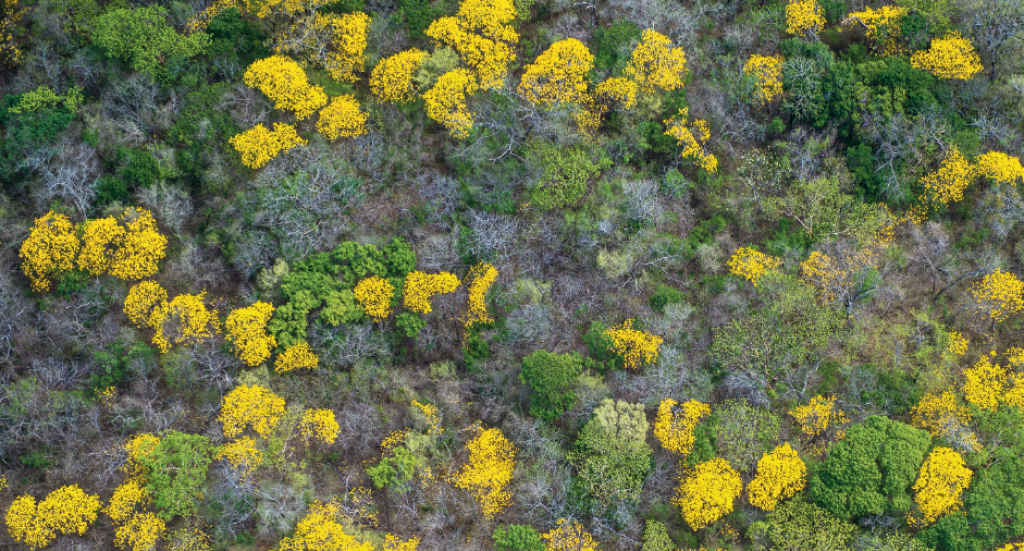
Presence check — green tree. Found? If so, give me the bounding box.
[765,176,887,244]
[810,416,932,519]
[519,350,586,421]
[569,399,652,508]
[492,524,544,551]
[526,142,611,210]
[366,446,420,493]
[93,6,211,76]
[139,431,215,521]
[751,500,856,551]
[641,520,675,551]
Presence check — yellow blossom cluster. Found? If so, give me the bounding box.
[664,107,718,172]
[230,123,308,170]
[354,275,396,322]
[452,426,516,518]
[976,151,1024,187]
[653,398,710,456]
[845,6,907,55]
[316,95,368,140]
[105,479,151,525]
[412,400,443,436]
[423,69,480,139]
[277,500,374,551]
[312,12,370,82]
[920,148,977,205]
[78,208,167,281]
[123,433,161,478]
[275,342,319,373]
[963,353,1006,410]
[947,331,969,356]
[746,443,807,511]
[215,436,263,477]
[728,246,782,286]
[381,534,420,551]
[5,485,103,549]
[911,447,972,526]
[299,408,340,444]
[623,29,688,96]
[425,0,517,90]
[114,511,166,551]
[799,248,879,303]
[542,519,599,551]
[790,395,847,438]
[574,77,639,134]
[18,211,80,293]
[184,0,236,33]
[124,281,169,329]
[166,526,212,551]
[461,263,497,329]
[370,48,429,103]
[911,391,981,453]
[785,0,826,38]
[673,457,743,530]
[226,301,277,366]
[744,55,784,104]
[517,38,593,106]
[1,0,28,67]
[243,56,327,120]
[911,32,984,80]
[403,271,460,314]
[605,319,664,369]
[219,384,287,438]
[151,292,220,353]
[970,269,1024,322]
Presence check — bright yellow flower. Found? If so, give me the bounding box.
[371,49,429,103]
[673,457,743,530]
[19,211,80,293]
[605,319,664,369]
[729,246,782,286]
[275,342,318,373]
[219,384,287,439]
[225,301,277,367]
[747,443,807,511]
[624,29,687,95]
[653,398,710,456]
[299,408,340,444]
[353,276,395,322]
[403,271,460,314]
[230,123,307,170]
[911,32,984,80]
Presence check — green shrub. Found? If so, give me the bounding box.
[570,399,652,507]
[140,431,215,521]
[527,142,611,210]
[366,446,420,492]
[519,350,586,421]
[206,8,270,72]
[750,500,855,551]
[87,341,155,398]
[395,312,426,338]
[492,524,544,551]
[648,284,683,314]
[166,83,241,186]
[321,290,364,326]
[582,320,617,371]
[591,20,641,77]
[93,6,211,77]
[641,520,674,551]
[713,400,781,473]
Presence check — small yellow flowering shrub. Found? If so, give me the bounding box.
[461,263,497,329]
[728,246,782,286]
[19,211,80,293]
[970,269,1024,322]
[219,384,287,438]
[105,479,152,525]
[605,319,663,369]
[423,69,480,139]
[5,485,103,549]
[911,32,984,80]
[314,12,370,83]
[124,281,169,329]
[790,395,849,456]
[316,95,368,140]
[114,511,166,551]
[624,29,688,95]
[354,275,395,322]
[976,151,1024,187]
[381,534,420,551]
[517,38,594,106]
[541,519,599,551]
[403,271,460,314]
[452,426,516,518]
[225,301,277,366]
[911,447,972,526]
[242,55,327,120]
[673,457,743,530]
[229,123,308,170]
[275,342,319,373]
[277,501,374,551]
[785,0,825,38]
[947,331,969,356]
[920,148,977,205]
[0,0,29,67]
[747,443,807,511]
[215,437,263,477]
[653,398,710,456]
[664,107,718,172]
[425,0,517,90]
[150,292,220,353]
[299,408,339,444]
[370,49,429,103]
[744,55,784,104]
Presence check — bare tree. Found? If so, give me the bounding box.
[21,138,101,218]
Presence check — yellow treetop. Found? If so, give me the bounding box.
[744,55,784,104]
[403,271,460,314]
[124,281,169,329]
[219,384,287,438]
[105,479,152,525]
[150,292,220,353]
[970,269,1024,322]
[920,148,977,205]
[456,0,516,41]
[275,342,319,373]
[242,55,327,120]
[353,275,395,322]
[845,6,906,55]
[947,331,969,356]
[963,353,1007,411]
[461,263,498,329]
[19,211,80,293]
[381,534,420,551]
[412,400,443,436]
[911,447,972,526]
[785,0,826,38]
[215,437,263,477]
[277,501,374,551]
[226,301,277,367]
[624,29,687,95]
[114,511,166,551]
[673,457,743,530]
[452,426,516,518]
[911,32,984,80]
[166,526,212,551]
[746,443,807,511]
[316,95,368,140]
[605,319,664,369]
[517,38,594,107]
[123,433,161,479]
[541,519,598,551]
[664,107,718,172]
[78,208,167,281]
[790,395,848,439]
[910,391,980,453]
[653,398,710,456]
[0,0,28,67]
[976,151,1024,186]
[594,77,638,111]
[423,69,480,139]
[299,408,340,444]
[230,123,308,170]
[370,49,429,103]
[5,485,103,549]
[315,12,370,83]
[728,246,782,286]
[425,0,517,89]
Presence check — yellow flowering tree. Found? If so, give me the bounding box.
[299,408,339,444]
[150,292,220,353]
[403,271,460,314]
[653,398,710,456]
[274,12,370,83]
[0,0,28,67]
[123,433,162,478]
[517,38,594,107]
[976,151,1024,186]
[425,0,517,90]
[605,319,663,370]
[963,353,1007,410]
[920,148,977,205]
[970,269,1024,322]
[673,457,743,530]
[78,208,167,281]
[461,263,497,329]
[623,29,688,95]
[423,69,480,139]
[353,275,395,322]
[275,342,319,373]
[114,512,166,551]
[845,6,906,55]
[789,395,849,457]
[242,55,327,120]
[219,384,287,438]
[911,392,980,453]
[786,0,825,39]
[747,443,807,511]
[381,534,420,551]
[911,32,984,80]
[744,54,784,104]
[277,501,374,551]
[370,49,429,103]
[215,437,263,477]
[225,301,277,366]
[105,479,152,525]
[19,211,80,293]
[452,426,516,518]
[230,123,308,170]
[124,281,169,329]
[316,95,368,140]
[664,107,718,172]
[728,246,782,286]
[541,519,598,551]
[947,330,969,357]
[911,447,972,526]
[5,485,103,549]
